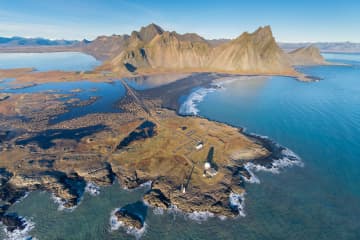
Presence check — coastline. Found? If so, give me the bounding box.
[0,64,307,238]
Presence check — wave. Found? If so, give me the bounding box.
[229,192,246,217]
[109,208,147,240]
[121,181,152,192]
[245,133,304,174]
[85,182,100,196]
[1,216,36,240]
[152,207,164,215]
[14,192,30,205]
[179,76,264,116]
[51,193,79,212]
[242,165,261,184]
[179,87,217,115]
[187,211,215,222]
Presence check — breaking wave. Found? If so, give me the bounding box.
[229,192,246,217]
[51,193,79,212]
[85,182,100,196]
[187,211,215,222]
[246,133,304,174]
[179,87,217,115]
[1,217,36,240]
[122,181,152,192]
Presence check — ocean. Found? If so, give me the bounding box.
[1,53,360,239]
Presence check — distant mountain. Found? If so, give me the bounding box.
[98,24,298,76]
[207,38,231,47]
[289,45,328,65]
[0,36,83,47]
[279,42,360,53]
[81,23,165,61]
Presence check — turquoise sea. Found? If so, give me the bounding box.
[1,53,360,239]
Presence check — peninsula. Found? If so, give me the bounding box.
[0,24,322,235]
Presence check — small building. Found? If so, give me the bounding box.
[203,162,218,178]
[206,168,218,178]
[195,142,204,150]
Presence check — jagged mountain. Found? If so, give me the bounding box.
[99,24,298,76]
[289,45,328,65]
[208,26,294,74]
[82,23,164,61]
[82,34,131,60]
[133,23,164,43]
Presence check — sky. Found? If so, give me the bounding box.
[0,0,359,42]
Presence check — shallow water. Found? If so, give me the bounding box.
[0,80,125,123]
[0,52,101,72]
[4,53,360,239]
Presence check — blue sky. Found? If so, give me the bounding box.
[0,0,359,42]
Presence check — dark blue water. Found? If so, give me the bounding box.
[0,52,101,72]
[183,53,360,239]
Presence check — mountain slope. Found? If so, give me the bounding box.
[100,24,297,76]
[289,45,328,65]
[208,26,294,74]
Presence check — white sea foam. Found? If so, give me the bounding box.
[145,200,228,221]
[229,192,246,217]
[245,147,303,175]
[122,181,152,192]
[152,207,164,215]
[109,208,147,240]
[14,192,30,205]
[179,87,216,115]
[179,76,263,116]
[187,211,215,222]
[85,182,100,196]
[51,193,78,212]
[242,165,261,184]
[1,216,36,240]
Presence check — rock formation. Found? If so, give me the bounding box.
[289,45,328,65]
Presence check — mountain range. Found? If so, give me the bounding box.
[88,24,326,77]
[279,42,360,53]
[1,24,332,78]
[0,36,85,47]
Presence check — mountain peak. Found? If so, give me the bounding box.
[253,25,273,38]
[137,23,164,42]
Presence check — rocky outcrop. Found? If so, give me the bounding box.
[0,163,116,232]
[142,168,245,217]
[288,45,328,65]
[114,208,144,230]
[0,213,27,232]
